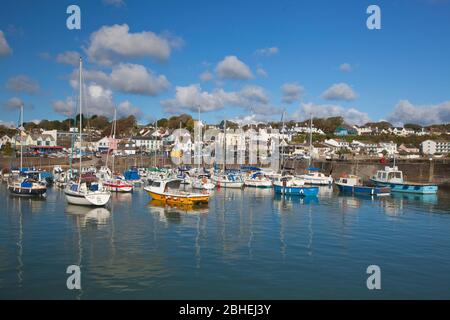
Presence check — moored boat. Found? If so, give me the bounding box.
[243,171,273,188]
[370,166,438,194]
[273,175,319,196]
[336,174,390,196]
[297,167,333,185]
[144,179,210,205]
[211,172,244,188]
[191,174,215,190]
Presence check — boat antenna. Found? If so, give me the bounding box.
[78,57,83,183]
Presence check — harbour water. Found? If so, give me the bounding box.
[1,183,450,299]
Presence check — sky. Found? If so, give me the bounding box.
[0,0,449,127]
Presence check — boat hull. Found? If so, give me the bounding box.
[369,179,438,194]
[147,190,209,205]
[65,190,111,206]
[8,185,47,196]
[336,183,390,196]
[244,180,273,188]
[273,184,319,196]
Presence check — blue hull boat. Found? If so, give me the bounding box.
[337,183,390,196]
[369,180,438,194]
[273,184,319,196]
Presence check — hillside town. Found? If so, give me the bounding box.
[1,114,449,163]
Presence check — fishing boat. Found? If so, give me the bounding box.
[144,178,210,205]
[297,167,333,185]
[7,105,47,197]
[191,174,215,190]
[123,166,142,187]
[370,166,438,194]
[64,57,111,207]
[336,174,390,196]
[243,171,273,188]
[273,175,319,196]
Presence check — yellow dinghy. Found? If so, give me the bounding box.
[144,179,210,206]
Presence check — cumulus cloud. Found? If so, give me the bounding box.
[117,100,142,118]
[322,82,357,101]
[388,100,450,126]
[199,71,213,82]
[256,66,267,77]
[4,97,25,110]
[109,63,170,96]
[281,83,305,104]
[85,24,180,65]
[0,120,15,128]
[215,56,253,80]
[56,51,80,66]
[54,84,142,119]
[0,31,12,56]
[292,102,370,125]
[161,84,281,117]
[339,63,353,72]
[69,63,170,96]
[255,47,279,57]
[6,75,40,94]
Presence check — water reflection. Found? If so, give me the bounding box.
[65,205,111,228]
[147,199,209,224]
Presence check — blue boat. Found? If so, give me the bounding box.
[370,166,438,194]
[273,176,319,196]
[336,175,390,196]
[123,167,142,186]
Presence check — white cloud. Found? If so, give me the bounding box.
[6,75,40,94]
[388,100,450,126]
[54,83,143,119]
[322,82,357,101]
[110,63,170,96]
[199,71,213,82]
[102,0,125,7]
[215,55,253,80]
[0,120,15,128]
[255,47,279,57]
[292,102,370,125]
[4,97,24,110]
[56,51,80,66]
[53,98,76,117]
[161,84,280,117]
[339,63,353,72]
[117,100,142,118]
[0,31,12,56]
[256,66,267,77]
[69,63,170,96]
[85,24,180,65]
[281,82,305,104]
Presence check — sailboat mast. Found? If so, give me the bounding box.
[308,113,313,167]
[112,108,117,174]
[198,106,201,171]
[223,119,226,172]
[78,57,83,177]
[20,104,23,170]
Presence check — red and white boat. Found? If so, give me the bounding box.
[104,176,134,193]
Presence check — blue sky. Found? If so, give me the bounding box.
[0,0,449,126]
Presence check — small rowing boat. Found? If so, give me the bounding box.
[144,179,210,205]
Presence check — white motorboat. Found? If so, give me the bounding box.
[191,174,215,190]
[297,168,333,185]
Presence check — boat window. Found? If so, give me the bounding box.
[342,179,347,183]
[395,172,402,179]
[152,181,161,187]
[382,173,387,180]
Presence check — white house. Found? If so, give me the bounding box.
[324,139,349,150]
[421,140,450,155]
[353,125,373,135]
[0,135,11,149]
[132,136,163,152]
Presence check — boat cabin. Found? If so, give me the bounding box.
[374,166,403,183]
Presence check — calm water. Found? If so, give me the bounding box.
[1,183,450,299]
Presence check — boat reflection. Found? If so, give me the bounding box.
[111,191,133,203]
[65,205,111,228]
[147,199,209,224]
[390,192,438,205]
[317,185,334,198]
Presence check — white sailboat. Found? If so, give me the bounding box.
[296,114,333,185]
[211,120,244,188]
[64,57,111,206]
[7,104,47,197]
